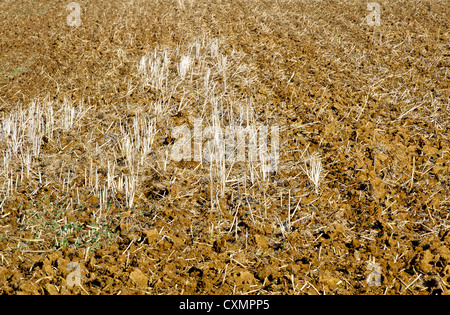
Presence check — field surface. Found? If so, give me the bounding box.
[0,0,449,294]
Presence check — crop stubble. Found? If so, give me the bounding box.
[0,0,449,294]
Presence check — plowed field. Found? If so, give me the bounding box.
[0,0,449,294]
